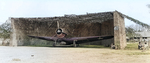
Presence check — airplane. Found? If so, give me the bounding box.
[28,21,114,47]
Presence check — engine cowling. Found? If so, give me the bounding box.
[56,29,62,34]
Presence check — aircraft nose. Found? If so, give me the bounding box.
[56,29,62,34]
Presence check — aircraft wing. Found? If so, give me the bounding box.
[28,35,55,41]
[62,35,114,44]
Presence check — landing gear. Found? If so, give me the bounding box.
[73,40,78,47]
[53,40,57,47]
[53,43,56,47]
[76,44,79,47]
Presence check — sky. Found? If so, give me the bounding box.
[0,0,150,26]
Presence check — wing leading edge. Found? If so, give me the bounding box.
[28,35,114,44]
[28,35,55,41]
[62,35,114,44]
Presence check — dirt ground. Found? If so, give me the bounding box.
[0,46,150,63]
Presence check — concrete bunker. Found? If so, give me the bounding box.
[10,11,127,49]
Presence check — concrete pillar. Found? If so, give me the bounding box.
[10,18,17,47]
[113,11,127,49]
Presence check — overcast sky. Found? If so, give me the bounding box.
[0,0,150,26]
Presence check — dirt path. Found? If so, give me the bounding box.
[0,46,150,63]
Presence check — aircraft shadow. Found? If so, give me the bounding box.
[39,45,110,48]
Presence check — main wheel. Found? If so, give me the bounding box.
[53,43,56,47]
[73,44,76,47]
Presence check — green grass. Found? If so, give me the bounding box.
[79,45,109,48]
[124,43,139,50]
[121,42,150,55]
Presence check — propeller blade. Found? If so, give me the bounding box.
[57,21,59,29]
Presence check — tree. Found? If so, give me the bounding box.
[132,24,146,32]
[0,21,11,40]
[126,26,135,37]
[125,25,141,38]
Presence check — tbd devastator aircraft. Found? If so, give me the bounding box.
[28,21,114,47]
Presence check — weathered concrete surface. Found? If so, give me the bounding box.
[113,11,126,49]
[0,46,150,63]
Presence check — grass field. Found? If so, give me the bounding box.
[124,42,139,50]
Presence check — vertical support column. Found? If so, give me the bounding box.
[113,11,127,49]
[10,18,17,47]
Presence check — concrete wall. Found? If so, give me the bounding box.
[100,20,114,46]
[10,18,57,46]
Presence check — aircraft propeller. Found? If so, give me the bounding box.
[56,21,62,34]
[53,21,63,46]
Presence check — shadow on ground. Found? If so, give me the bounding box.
[27,45,110,48]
